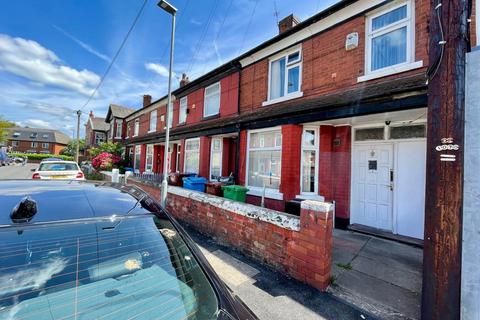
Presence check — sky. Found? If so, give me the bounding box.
[0,0,337,137]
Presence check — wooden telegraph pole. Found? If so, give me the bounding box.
[422,0,470,319]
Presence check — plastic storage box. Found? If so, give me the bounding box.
[183,177,208,192]
[222,185,249,202]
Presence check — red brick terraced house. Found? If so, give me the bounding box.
[84,111,109,153]
[5,127,70,155]
[126,0,433,240]
[105,104,136,144]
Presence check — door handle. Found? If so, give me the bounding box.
[389,169,394,191]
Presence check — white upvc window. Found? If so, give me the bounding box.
[134,119,139,137]
[145,144,154,172]
[360,1,421,81]
[109,122,113,139]
[149,110,157,132]
[246,128,282,197]
[115,120,122,138]
[204,82,220,117]
[300,127,319,195]
[265,47,302,106]
[210,138,222,180]
[184,138,200,174]
[179,97,187,124]
[31,142,38,148]
[134,145,141,173]
[41,143,49,149]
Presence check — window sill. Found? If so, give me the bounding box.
[262,91,303,107]
[203,113,220,121]
[296,194,325,201]
[247,187,284,200]
[147,130,156,134]
[357,61,424,82]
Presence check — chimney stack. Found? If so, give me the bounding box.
[143,94,152,107]
[89,110,94,118]
[278,14,300,34]
[180,73,190,87]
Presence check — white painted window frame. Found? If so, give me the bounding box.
[263,45,303,107]
[134,145,141,173]
[115,120,123,138]
[109,122,113,139]
[31,142,38,148]
[134,119,139,137]
[184,137,200,174]
[299,127,319,196]
[204,82,221,117]
[176,144,181,173]
[179,97,187,124]
[149,110,157,133]
[95,132,105,145]
[246,127,284,200]
[145,144,154,172]
[209,138,223,180]
[359,0,423,82]
[41,142,49,149]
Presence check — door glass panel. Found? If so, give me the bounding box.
[355,127,385,141]
[390,124,426,139]
[302,150,316,193]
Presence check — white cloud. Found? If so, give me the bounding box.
[145,62,175,78]
[16,119,52,129]
[0,34,100,96]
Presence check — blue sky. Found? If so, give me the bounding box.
[0,0,337,137]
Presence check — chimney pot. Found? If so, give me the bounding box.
[180,73,190,87]
[278,14,301,34]
[89,110,94,118]
[143,94,152,107]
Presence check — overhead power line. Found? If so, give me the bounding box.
[80,0,148,112]
[237,0,259,56]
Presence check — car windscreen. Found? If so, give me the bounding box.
[38,162,79,171]
[0,214,219,320]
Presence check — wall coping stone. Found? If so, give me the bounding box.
[130,178,301,231]
[301,200,334,214]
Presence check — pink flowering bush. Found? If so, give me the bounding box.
[92,152,121,171]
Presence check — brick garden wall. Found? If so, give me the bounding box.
[128,178,334,291]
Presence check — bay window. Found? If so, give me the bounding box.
[179,97,187,124]
[365,1,415,75]
[301,128,319,195]
[247,129,282,192]
[210,138,222,180]
[184,138,200,174]
[149,110,157,132]
[145,144,154,172]
[267,48,302,103]
[204,82,220,117]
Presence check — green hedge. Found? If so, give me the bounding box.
[8,152,74,161]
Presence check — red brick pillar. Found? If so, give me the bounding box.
[139,144,146,173]
[280,124,302,201]
[222,138,231,176]
[319,125,334,200]
[199,136,211,178]
[178,139,185,173]
[170,144,177,172]
[287,200,333,291]
[238,131,248,186]
[332,126,351,224]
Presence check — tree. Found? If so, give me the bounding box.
[0,116,15,143]
[89,142,124,158]
[60,139,86,157]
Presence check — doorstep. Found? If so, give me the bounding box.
[348,224,424,248]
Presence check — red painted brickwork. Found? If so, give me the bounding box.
[178,139,185,172]
[331,126,351,219]
[237,130,248,186]
[139,144,146,173]
[246,195,285,212]
[239,0,430,112]
[199,136,211,178]
[280,124,302,201]
[128,180,333,291]
[319,125,334,200]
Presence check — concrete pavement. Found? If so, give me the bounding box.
[186,225,376,320]
[0,163,37,179]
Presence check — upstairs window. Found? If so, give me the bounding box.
[149,110,157,132]
[179,97,187,124]
[31,142,38,148]
[115,120,122,138]
[204,82,220,117]
[109,123,113,139]
[134,119,139,136]
[42,143,49,149]
[366,1,413,73]
[95,132,105,145]
[13,132,20,137]
[268,49,302,101]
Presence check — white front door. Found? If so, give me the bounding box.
[351,143,393,231]
[394,140,426,239]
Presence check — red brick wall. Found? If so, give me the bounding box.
[239,0,430,112]
[331,126,351,219]
[246,195,285,212]
[129,180,333,291]
[139,144,146,172]
[199,136,211,178]
[178,139,185,172]
[237,130,248,185]
[319,125,334,200]
[280,124,302,200]
[8,140,66,155]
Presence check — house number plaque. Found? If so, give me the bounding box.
[435,137,459,162]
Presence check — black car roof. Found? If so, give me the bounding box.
[0,180,161,226]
